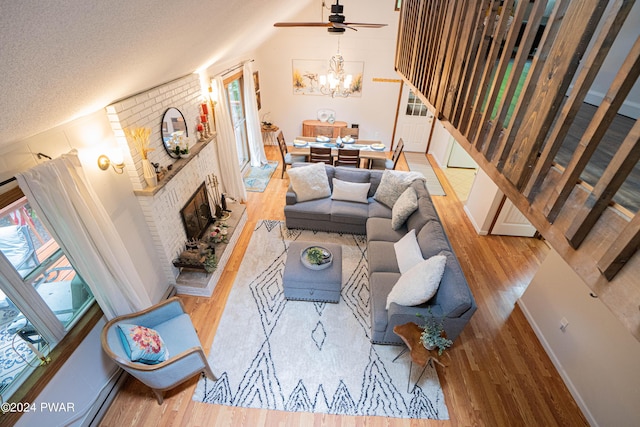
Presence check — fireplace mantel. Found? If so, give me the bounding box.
[133,134,216,197]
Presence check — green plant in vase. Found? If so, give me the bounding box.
[417,310,453,356]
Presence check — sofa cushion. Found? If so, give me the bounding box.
[373,170,411,208]
[331,200,369,225]
[430,250,473,318]
[391,187,418,230]
[284,197,332,221]
[370,272,400,333]
[366,217,406,242]
[287,162,331,202]
[368,170,384,197]
[385,254,447,309]
[368,199,392,219]
[417,220,451,259]
[393,229,423,274]
[334,166,371,184]
[406,195,439,233]
[368,240,399,273]
[331,178,370,204]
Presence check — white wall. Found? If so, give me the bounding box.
[519,249,640,427]
[462,168,503,235]
[428,119,453,168]
[0,110,167,302]
[253,0,401,146]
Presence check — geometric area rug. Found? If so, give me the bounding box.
[243,160,278,192]
[193,220,449,419]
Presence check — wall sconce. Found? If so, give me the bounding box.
[97,154,125,174]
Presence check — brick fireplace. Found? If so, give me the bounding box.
[106,74,225,286]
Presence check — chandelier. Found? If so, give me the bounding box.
[319,41,353,98]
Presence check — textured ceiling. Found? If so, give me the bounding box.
[0,0,314,149]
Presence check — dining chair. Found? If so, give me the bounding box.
[309,147,333,165]
[339,127,359,139]
[335,148,360,168]
[101,296,216,404]
[276,131,306,178]
[370,138,404,170]
[314,126,334,138]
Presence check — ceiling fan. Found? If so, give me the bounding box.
[274,0,387,33]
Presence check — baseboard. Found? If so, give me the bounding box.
[516,298,597,427]
[583,89,639,119]
[463,205,488,235]
[85,369,127,427]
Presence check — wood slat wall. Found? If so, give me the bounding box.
[395,0,640,340]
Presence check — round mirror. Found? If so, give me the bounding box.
[161,108,189,158]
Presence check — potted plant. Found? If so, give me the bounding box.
[180,141,190,158]
[417,310,453,356]
[306,247,327,265]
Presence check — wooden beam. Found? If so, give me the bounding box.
[472,2,544,153]
[544,35,640,221]
[465,1,515,144]
[435,0,465,113]
[523,0,636,200]
[492,0,573,171]
[501,0,609,188]
[565,118,640,248]
[598,212,640,280]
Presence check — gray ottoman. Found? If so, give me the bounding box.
[283,242,342,303]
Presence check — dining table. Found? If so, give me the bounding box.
[287,136,388,167]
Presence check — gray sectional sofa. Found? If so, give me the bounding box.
[284,163,477,345]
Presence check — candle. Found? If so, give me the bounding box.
[200,114,207,123]
[197,123,204,131]
[201,103,208,115]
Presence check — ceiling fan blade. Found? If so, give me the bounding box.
[332,23,358,31]
[343,22,388,28]
[274,22,332,27]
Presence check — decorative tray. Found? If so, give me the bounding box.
[301,246,333,270]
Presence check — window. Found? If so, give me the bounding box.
[224,72,250,168]
[0,191,94,399]
[406,90,428,116]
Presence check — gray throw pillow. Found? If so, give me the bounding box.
[373,170,411,208]
[391,187,418,230]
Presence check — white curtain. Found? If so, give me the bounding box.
[16,150,152,319]
[243,61,268,167]
[214,75,248,202]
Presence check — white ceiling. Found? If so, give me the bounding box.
[0,0,316,149]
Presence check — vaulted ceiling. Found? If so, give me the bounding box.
[0,0,317,149]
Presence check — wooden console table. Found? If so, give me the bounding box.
[302,120,347,138]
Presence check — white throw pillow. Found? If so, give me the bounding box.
[386,254,447,309]
[394,229,424,274]
[391,187,418,230]
[331,178,371,204]
[287,163,331,202]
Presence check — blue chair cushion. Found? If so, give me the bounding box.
[117,323,169,364]
[285,153,306,164]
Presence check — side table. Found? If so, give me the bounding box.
[393,322,449,392]
[261,124,279,146]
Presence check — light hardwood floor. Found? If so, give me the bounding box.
[100,147,587,426]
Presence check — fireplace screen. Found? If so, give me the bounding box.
[180,183,213,240]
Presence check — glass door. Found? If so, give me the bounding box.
[225,75,250,169]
